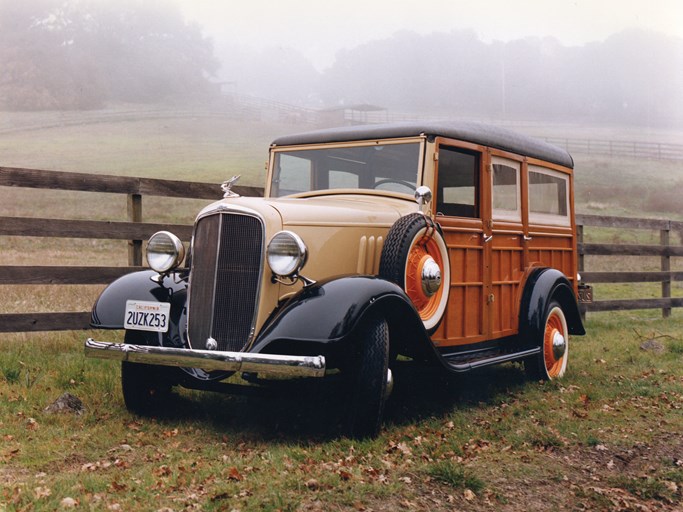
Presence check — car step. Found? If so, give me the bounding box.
[442,347,540,372]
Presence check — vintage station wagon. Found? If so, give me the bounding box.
[86,121,586,437]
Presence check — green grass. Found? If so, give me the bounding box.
[1,314,681,510]
[425,460,485,492]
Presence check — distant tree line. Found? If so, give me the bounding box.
[0,0,217,110]
[221,29,683,128]
[321,29,683,127]
[2,0,682,128]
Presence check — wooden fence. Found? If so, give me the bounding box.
[0,167,262,332]
[1,167,682,333]
[577,214,683,317]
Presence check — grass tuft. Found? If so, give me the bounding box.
[426,460,485,492]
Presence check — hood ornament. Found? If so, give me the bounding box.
[221,175,241,198]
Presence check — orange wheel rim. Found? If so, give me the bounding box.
[544,311,565,378]
[405,234,445,321]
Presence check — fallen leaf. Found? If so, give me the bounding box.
[463,489,476,501]
[34,486,51,499]
[227,467,243,481]
[154,465,172,477]
[110,481,127,492]
[60,497,78,508]
[664,481,678,493]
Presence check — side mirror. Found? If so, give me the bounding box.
[414,186,432,213]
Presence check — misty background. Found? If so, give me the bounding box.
[2,0,683,129]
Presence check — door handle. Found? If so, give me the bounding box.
[483,234,493,243]
[523,235,532,241]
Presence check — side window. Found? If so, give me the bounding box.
[528,165,570,226]
[436,146,479,218]
[492,157,521,222]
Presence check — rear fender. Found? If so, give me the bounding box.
[518,268,586,343]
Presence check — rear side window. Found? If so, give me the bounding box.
[492,157,521,222]
[528,166,570,226]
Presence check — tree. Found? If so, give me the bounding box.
[0,0,218,110]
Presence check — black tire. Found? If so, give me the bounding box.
[524,300,569,381]
[379,213,450,331]
[121,331,174,415]
[346,312,390,439]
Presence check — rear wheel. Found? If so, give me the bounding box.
[525,301,569,381]
[121,331,174,415]
[346,312,390,439]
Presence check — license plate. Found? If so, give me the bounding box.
[124,301,171,333]
[578,285,593,304]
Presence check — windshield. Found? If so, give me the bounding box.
[270,141,422,197]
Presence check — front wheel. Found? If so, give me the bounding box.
[121,331,174,415]
[346,312,390,438]
[525,301,569,381]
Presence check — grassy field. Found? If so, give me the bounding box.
[0,316,681,511]
[1,111,682,510]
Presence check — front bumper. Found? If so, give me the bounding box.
[85,339,326,378]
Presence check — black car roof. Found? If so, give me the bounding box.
[271,121,574,169]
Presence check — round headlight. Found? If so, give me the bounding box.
[146,231,185,273]
[267,231,307,277]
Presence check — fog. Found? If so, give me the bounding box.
[1,0,682,128]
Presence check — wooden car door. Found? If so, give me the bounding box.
[429,140,491,348]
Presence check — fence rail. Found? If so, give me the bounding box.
[576,214,683,317]
[1,168,682,332]
[543,138,683,161]
[3,105,682,161]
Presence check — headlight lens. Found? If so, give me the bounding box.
[267,231,307,277]
[146,231,185,273]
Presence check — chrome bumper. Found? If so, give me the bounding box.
[84,338,326,378]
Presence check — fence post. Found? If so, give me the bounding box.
[127,193,142,266]
[661,225,671,318]
[577,223,586,321]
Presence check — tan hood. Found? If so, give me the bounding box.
[268,194,415,228]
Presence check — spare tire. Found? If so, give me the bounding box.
[379,213,450,331]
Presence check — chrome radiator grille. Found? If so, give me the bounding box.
[188,212,264,352]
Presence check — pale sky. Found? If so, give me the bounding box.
[178,0,683,69]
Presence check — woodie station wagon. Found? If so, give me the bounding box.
[86,121,586,437]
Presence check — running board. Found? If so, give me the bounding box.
[442,347,540,373]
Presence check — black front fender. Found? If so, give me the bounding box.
[251,275,430,366]
[90,270,188,329]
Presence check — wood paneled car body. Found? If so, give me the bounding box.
[86,122,585,437]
